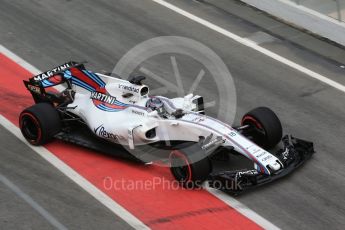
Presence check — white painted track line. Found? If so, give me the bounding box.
[0,46,40,75]
[205,184,280,230]
[0,45,149,230]
[152,0,345,94]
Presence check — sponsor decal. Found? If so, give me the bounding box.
[118,84,140,93]
[252,148,261,154]
[132,110,145,116]
[90,88,128,112]
[90,91,117,105]
[87,80,129,112]
[34,63,71,81]
[27,85,41,94]
[261,154,273,162]
[192,116,205,123]
[255,151,266,158]
[201,136,225,151]
[228,131,237,137]
[94,124,120,141]
[236,169,259,178]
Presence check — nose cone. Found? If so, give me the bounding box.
[269,161,281,171]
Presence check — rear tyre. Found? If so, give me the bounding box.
[169,144,211,188]
[19,103,61,145]
[241,107,282,149]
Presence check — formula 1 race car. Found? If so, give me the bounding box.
[19,62,314,194]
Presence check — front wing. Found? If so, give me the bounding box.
[208,135,314,195]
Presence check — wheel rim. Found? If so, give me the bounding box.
[170,151,192,182]
[242,115,267,146]
[20,113,41,144]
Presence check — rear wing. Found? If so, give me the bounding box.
[26,61,84,86]
[23,61,85,103]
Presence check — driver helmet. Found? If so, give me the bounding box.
[146,97,165,114]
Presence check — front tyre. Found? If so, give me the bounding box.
[169,144,211,188]
[241,107,283,149]
[19,103,61,145]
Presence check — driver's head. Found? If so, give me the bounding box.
[146,97,165,114]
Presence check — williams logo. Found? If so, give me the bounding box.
[94,124,119,141]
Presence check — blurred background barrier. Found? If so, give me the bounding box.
[293,0,344,22]
[239,0,345,46]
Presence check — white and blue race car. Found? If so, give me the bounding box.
[19,62,314,193]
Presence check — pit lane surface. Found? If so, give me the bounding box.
[1,0,345,229]
[0,123,133,230]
